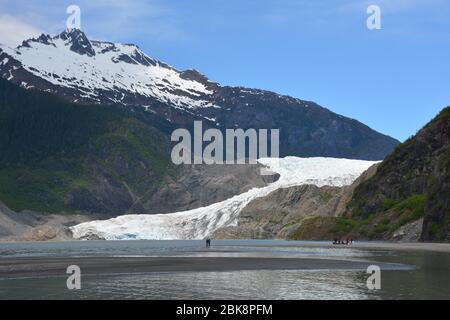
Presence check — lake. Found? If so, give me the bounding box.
[0,240,449,299]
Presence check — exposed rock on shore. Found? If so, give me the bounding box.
[0,202,90,241]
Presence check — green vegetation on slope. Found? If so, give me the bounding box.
[0,79,171,214]
[289,192,427,240]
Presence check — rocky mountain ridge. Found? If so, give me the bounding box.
[0,29,399,160]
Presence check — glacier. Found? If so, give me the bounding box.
[70,157,378,240]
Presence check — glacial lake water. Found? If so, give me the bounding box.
[0,240,449,300]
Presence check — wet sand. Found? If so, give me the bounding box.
[0,256,409,279]
[351,242,450,253]
[275,242,450,253]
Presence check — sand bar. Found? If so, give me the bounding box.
[0,256,411,279]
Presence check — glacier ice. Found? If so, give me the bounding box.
[70,157,378,240]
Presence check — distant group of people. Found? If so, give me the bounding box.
[204,237,354,248]
[333,238,354,245]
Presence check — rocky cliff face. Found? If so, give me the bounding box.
[144,164,279,214]
[348,107,450,242]
[213,185,342,239]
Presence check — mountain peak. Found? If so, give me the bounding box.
[17,33,53,49]
[0,29,217,109]
[59,27,85,37]
[55,28,95,57]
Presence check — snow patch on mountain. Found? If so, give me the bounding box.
[70,157,378,240]
[0,30,216,109]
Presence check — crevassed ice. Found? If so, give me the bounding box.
[70,157,378,240]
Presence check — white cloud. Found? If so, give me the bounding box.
[0,14,43,47]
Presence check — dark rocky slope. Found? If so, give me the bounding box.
[348,107,450,241]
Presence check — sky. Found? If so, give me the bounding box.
[1,0,449,141]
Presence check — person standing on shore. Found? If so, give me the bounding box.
[206,238,211,248]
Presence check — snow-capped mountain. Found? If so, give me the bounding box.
[0,29,399,160]
[0,29,216,110]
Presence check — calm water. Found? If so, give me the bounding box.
[0,240,449,300]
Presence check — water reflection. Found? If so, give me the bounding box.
[375,251,450,300]
[0,270,374,300]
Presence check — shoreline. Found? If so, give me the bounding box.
[255,241,450,253]
[1,239,450,253]
[342,241,450,253]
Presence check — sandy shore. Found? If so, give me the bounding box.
[351,242,450,253]
[0,256,411,279]
[270,241,450,253]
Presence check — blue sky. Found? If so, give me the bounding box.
[1,0,450,141]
